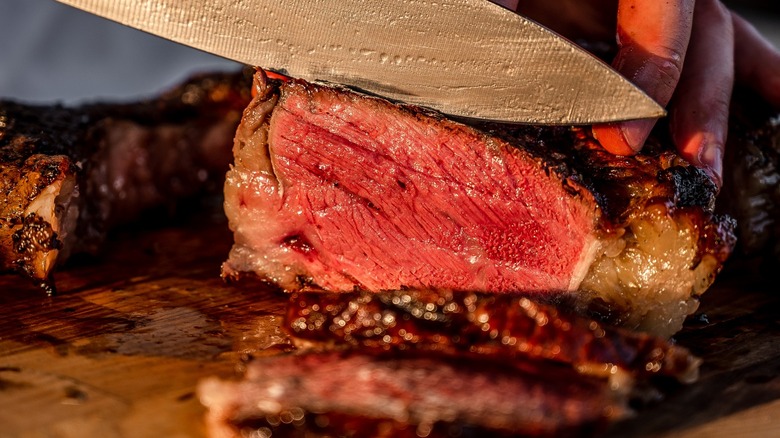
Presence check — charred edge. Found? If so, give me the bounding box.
[698,213,738,266]
[11,213,60,255]
[657,166,717,210]
[9,213,60,291]
[284,290,699,382]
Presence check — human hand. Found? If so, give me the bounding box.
[493,0,780,187]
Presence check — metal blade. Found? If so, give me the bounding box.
[56,0,665,124]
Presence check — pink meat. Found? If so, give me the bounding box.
[223,71,600,293]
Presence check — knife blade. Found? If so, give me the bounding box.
[55,0,664,125]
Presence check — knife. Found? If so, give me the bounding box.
[55,0,664,125]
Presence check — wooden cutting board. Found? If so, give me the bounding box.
[1,218,779,438]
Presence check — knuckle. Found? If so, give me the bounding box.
[649,49,685,88]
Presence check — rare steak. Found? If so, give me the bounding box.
[222,69,735,337]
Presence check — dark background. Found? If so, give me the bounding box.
[724,0,780,14]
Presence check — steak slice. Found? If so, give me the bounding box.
[223,69,735,337]
[198,351,631,438]
[284,289,700,383]
[200,290,702,438]
[0,70,252,292]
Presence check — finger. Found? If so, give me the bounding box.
[669,0,734,188]
[732,13,780,106]
[593,0,695,155]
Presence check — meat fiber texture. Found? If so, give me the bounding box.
[0,71,252,292]
[223,69,736,337]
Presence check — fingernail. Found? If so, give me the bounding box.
[619,119,655,152]
[699,143,724,188]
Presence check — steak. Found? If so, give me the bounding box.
[284,289,700,383]
[0,70,252,292]
[198,351,631,438]
[223,69,735,337]
[199,290,700,438]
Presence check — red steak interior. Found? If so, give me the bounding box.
[226,79,599,293]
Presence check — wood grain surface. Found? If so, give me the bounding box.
[0,218,778,438]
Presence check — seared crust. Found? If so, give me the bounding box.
[285,289,700,383]
[0,153,75,291]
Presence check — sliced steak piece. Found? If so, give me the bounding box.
[284,289,700,383]
[198,351,631,438]
[223,69,735,337]
[0,70,252,292]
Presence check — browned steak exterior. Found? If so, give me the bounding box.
[285,289,700,383]
[0,71,252,292]
[223,70,735,336]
